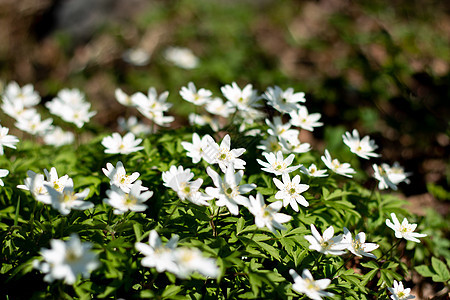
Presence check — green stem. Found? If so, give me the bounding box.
[162,199,181,228]
[333,255,353,279]
[14,196,20,227]
[311,253,323,271]
[377,239,401,262]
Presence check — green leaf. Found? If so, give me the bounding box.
[431,257,450,282]
[162,285,182,298]
[415,265,434,278]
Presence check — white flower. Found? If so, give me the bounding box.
[172,247,219,279]
[375,162,411,190]
[386,213,427,243]
[289,105,323,132]
[256,151,301,176]
[101,132,144,154]
[342,228,379,259]
[290,269,334,300]
[15,112,53,136]
[279,136,311,154]
[17,170,50,203]
[221,82,261,111]
[45,185,93,216]
[132,88,174,126]
[181,133,215,163]
[248,192,291,233]
[300,164,328,177]
[266,117,299,141]
[117,116,152,136]
[135,230,180,273]
[44,167,71,193]
[273,173,310,211]
[0,169,9,186]
[188,113,220,132]
[387,162,411,185]
[163,165,211,206]
[122,48,150,66]
[202,134,246,173]
[46,88,96,128]
[0,124,19,155]
[205,166,256,215]
[304,224,347,255]
[321,149,356,178]
[3,81,40,107]
[104,180,152,214]
[43,127,74,146]
[1,100,37,120]
[257,135,283,153]
[115,88,135,107]
[102,161,144,193]
[263,86,305,114]
[179,82,212,106]
[164,47,199,69]
[205,97,235,117]
[34,234,99,284]
[342,129,380,159]
[388,280,415,300]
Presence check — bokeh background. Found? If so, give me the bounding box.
[0,0,449,235]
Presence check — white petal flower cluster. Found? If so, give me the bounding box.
[46,185,93,216]
[0,169,9,186]
[2,81,41,107]
[290,269,334,300]
[117,116,152,136]
[289,105,323,132]
[202,134,247,173]
[101,132,144,155]
[43,126,74,146]
[103,180,152,215]
[164,47,199,69]
[34,234,99,284]
[205,166,256,215]
[386,213,427,243]
[257,151,301,176]
[305,225,379,258]
[18,167,71,204]
[180,82,213,106]
[304,224,348,256]
[343,129,380,159]
[0,124,19,155]
[247,192,291,233]
[102,161,146,193]
[342,228,379,259]
[321,149,356,178]
[263,86,305,114]
[131,87,174,127]
[181,133,215,164]
[1,82,54,136]
[373,162,411,190]
[388,280,415,300]
[300,164,328,178]
[162,165,211,206]
[273,173,310,211]
[264,117,311,154]
[136,230,219,279]
[221,82,261,112]
[17,167,93,215]
[46,88,96,128]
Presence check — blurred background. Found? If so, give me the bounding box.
[0,0,449,214]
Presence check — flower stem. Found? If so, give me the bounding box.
[333,255,353,279]
[376,239,401,262]
[311,253,323,271]
[162,199,181,228]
